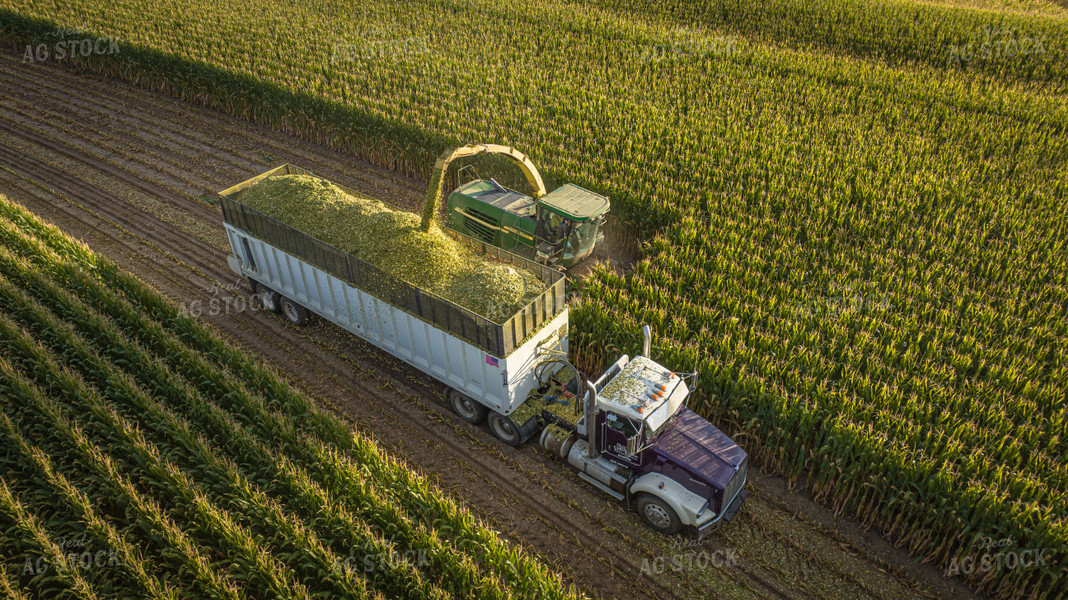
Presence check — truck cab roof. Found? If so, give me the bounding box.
[597,356,687,429]
[651,407,747,491]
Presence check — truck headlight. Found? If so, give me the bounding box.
[696,500,710,518]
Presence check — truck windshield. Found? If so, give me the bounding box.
[563,221,599,261]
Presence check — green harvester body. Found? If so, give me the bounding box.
[446,179,608,269]
[420,144,609,270]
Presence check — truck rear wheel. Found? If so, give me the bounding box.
[254,282,282,313]
[487,412,522,447]
[280,297,309,326]
[449,389,488,424]
[637,494,682,536]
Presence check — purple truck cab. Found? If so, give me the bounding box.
[646,408,749,531]
[541,351,748,538]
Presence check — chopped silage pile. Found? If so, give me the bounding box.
[238,174,545,322]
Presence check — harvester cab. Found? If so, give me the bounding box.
[420,144,609,269]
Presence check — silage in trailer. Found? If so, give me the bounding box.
[219,165,567,357]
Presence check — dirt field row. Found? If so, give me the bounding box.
[0,50,975,600]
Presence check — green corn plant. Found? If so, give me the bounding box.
[0,412,180,600]
[0,471,102,600]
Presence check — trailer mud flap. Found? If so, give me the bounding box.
[226,254,244,275]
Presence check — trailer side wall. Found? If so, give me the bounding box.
[225,224,568,415]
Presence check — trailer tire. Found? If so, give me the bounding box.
[449,389,488,424]
[254,283,282,313]
[280,297,309,326]
[636,494,682,536]
[488,412,522,447]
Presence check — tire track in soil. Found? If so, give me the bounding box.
[0,50,942,600]
[0,57,424,212]
[0,95,210,219]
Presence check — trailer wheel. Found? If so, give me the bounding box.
[488,412,522,447]
[449,389,487,424]
[280,297,309,326]
[254,283,282,313]
[637,494,682,536]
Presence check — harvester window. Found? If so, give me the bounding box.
[546,213,563,238]
[564,221,598,260]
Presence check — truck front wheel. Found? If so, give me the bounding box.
[637,495,682,536]
[280,297,309,326]
[449,389,487,424]
[487,412,522,447]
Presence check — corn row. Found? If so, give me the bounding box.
[0,412,179,600]
[0,311,320,600]
[0,272,444,600]
[0,239,501,600]
[0,479,101,600]
[0,213,348,447]
[0,322,246,600]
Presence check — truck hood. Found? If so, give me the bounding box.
[650,407,747,490]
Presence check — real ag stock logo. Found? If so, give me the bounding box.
[331,26,431,63]
[641,538,739,576]
[22,24,120,64]
[946,25,1048,65]
[178,278,269,318]
[19,534,120,576]
[944,537,1050,578]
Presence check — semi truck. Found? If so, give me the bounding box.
[218,164,748,537]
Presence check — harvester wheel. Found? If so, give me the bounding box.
[488,412,522,447]
[637,494,681,536]
[449,389,487,424]
[280,297,309,326]
[254,283,282,313]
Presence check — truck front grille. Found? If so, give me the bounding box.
[720,459,747,513]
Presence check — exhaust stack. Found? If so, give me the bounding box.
[642,325,651,357]
[583,376,600,459]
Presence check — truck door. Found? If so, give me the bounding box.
[602,411,642,468]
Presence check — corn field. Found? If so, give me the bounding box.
[0,0,1065,598]
[0,194,583,599]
